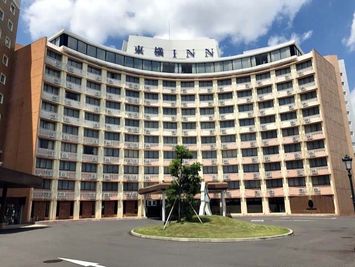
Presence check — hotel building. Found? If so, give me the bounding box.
[1,30,355,223]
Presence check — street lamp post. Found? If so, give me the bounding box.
[342,155,355,211]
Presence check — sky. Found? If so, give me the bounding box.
[16,0,355,104]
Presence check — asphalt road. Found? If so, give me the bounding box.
[0,216,354,267]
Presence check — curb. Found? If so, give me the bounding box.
[130,228,293,243]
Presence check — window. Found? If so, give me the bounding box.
[144,166,159,175]
[102,182,118,192]
[239,118,254,126]
[84,128,99,138]
[126,75,139,84]
[163,107,177,115]
[278,96,295,106]
[221,135,236,143]
[82,163,97,173]
[304,123,322,133]
[126,104,140,113]
[260,115,275,124]
[125,119,139,127]
[163,94,176,102]
[203,166,218,174]
[257,86,272,95]
[63,124,78,135]
[223,165,238,174]
[58,180,75,191]
[244,180,261,189]
[81,182,96,191]
[164,151,177,159]
[163,136,177,144]
[59,161,76,171]
[163,121,177,129]
[107,71,120,80]
[240,133,256,141]
[182,108,195,116]
[284,143,301,153]
[302,106,319,117]
[123,182,138,191]
[44,84,59,95]
[42,101,58,113]
[199,94,213,101]
[4,36,11,48]
[83,145,98,155]
[182,122,196,129]
[227,181,240,189]
[258,100,273,109]
[144,135,159,144]
[68,58,82,69]
[282,127,299,137]
[288,177,305,187]
[38,138,55,150]
[264,162,281,171]
[243,164,259,173]
[126,90,139,98]
[85,112,100,122]
[103,165,119,174]
[242,148,257,157]
[280,111,297,121]
[311,175,330,186]
[107,86,121,95]
[2,54,8,66]
[202,150,217,159]
[106,101,120,110]
[86,96,100,106]
[298,75,315,86]
[0,93,4,104]
[300,91,317,101]
[307,140,324,150]
[105,116,120,125]
[200,122,215,129]
[104,148,119,157]
[222,149,237,158]
[36,158,53,169]
[275,67,291,76]
[266,179,283,188]
[124,149,139,158]
[286,160,303,169]
[277,81,293,91]
[40,120,56,131]
[296,60,312,71]
[61,143,77,153]
[87,65,101,75]
[200,107,214,115]
[219,106,234,114]
[125,134,139,143]
[124,166,139,174]
[263,146,279,155]
[220,120,234,128]
[236,76,251,84]
[145,121,159,129]
[237,90,252,98]
[87,81,101,91]
[0,73,5,85]
[144,151,159,159]
[144,79,158,86]
[163,80,176,88]
[218,92,233,100]
[201,136,215,144]
[41,179,51,190]
[45,67,60,78]
[104,131,119,141]
[67,75,81,85]
[309,157,327,168]
[238,104,253,112]
[199,80,213,87]
[255,72,270,81]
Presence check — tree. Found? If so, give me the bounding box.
[166,145,202,222]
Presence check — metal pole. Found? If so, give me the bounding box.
[347,171,355,211]
[163,199,177,230]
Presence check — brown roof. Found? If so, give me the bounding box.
[0,167,43,188]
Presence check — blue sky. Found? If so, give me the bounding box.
[17,0,355,91]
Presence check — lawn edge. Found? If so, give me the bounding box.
[130,228,293,243]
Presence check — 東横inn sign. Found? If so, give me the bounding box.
[134,45,215,59]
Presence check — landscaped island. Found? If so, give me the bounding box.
[132,216,291,240]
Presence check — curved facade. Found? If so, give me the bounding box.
[3,31,354,222]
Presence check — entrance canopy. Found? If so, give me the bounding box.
[0,167,42,188]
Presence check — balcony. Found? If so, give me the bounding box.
[280,119,298,129]
[66,65,83,76]
[62,116,80,125]
[217,85,233,93]
[261,138,279,147]
[84,104,101,114]
[126,127,140,134]
[66,81,82,92]
[124,158,139,165]
[86,88,101,98]
[102,192,119,200]
[286,169,304,177]
[81,173,97,180]
[226,189,241,198]
[126,97,140,105]
[288,187,307,196]
[83,120,101,130]
[244,189,262,198]
[236,83,251,91]
[42,92,60,103]
[301,98,319,109]
[105,124,120,132]
[312,186,333,195]
[106,93,121,102]
[83,137,99,145]
[60,152,77,161]
[82,155,98,163]
[199,87,214,94]
[59,171,77,179]
[80,192,97,201]
[240,141,257,149]
[104,140,120,147]
[282,135,300,144]
[32,189,52,200]
[126,112,140,120]
[305,131,324,141]
[284,152,303,161]
[87,72,102,82]
[106,78,120,86]
[64,99,81,109]
[57,191,75,200]
[241,157,259,164]
[298,82,316,93]
[45,57,63,69]
[34,168,53,178]
[37,148,56,158]
[40,110,59,121]
[222,158,238,165]
[302,115,322,125]
[277,89,295,98]
[103,157,120,164]
[307,149,327,158]
[297,67,314,78]
[143,159,160,166]
[62,133,79,143]
[275,74,292,83]
[236,97,253,105]
[105,108,121,117]
[44,74,62,86]
[243,173,260,180]
[310,167,330,176]
[38,129,57,140]
[143,85,159,93]
[123,191,138,200]
[279,104,296,114]
[144,175,159,182]
[126,82,140,91]
[103,174,119,181]
[203,174,219,182]
[264,170,283,179]
[266,188,284,197]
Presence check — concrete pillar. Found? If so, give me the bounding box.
[117,199,123,218]
[95,200,102,219]
[162,192,166,222]
[262,197,270,214]
[221,190,226,217]
[137,199,143,218]
[73,200,80,220]
[142,196,146,218]
[241,198,248,215]
[0,186,8,223]
[49,200,57,220]
[284,196,292,215]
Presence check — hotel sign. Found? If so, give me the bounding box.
[134,45,215,59]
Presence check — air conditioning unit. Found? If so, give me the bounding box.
[265,157,270,162]
[145,130,151,134]
[314,187,320,193]
[304,118,310,124]
[246,98,251,103]
[96,77,101,82]
[300,86,306,92]
[105,158,111,163]
[288,105,294,110]
[260,110,265,116]
[107,95,113,100]
[287,90,292,95]
[219,87,224,92]
[183,117,188,121]
[95,92,100,97]
[144,144,151,149]
[59,171,68,177]
[221,129,227,134]
[255,190,261,197]
[245,83,250,88]
[268,190,275,196]
[93,123,100,128]
[259,96,264,100]
[50,114,57,120]
[207,88,212,93]
[61,153,69,159]
[171,102,176,107]
[67,66,74,73]
[220,115,225,120]
[223,160,228,164]
[209,116,214,121]
[108,79,113,84]
[208,102,213,107]
[299,188,306,194]
[298,71,304,76]
[220,101,225,106]
[63,117,70,123]
[53,78,60,85]
[209,130,214,135]
[172,131,176,135]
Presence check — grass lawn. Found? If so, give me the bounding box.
[133,216,290,239]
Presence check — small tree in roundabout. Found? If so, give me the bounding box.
[164,145,202,227]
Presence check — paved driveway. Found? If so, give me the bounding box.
[0,216,354,267]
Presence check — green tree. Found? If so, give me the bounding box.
[166,145,202,222]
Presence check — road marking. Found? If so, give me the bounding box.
[272,219,314,222]
[58,257,107,267]
[250,219,264,222]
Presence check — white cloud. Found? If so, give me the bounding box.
[267,30,313,46]
[343,12,355,51]
[23,0,310,45]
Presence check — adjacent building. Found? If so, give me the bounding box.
[1,29,355,223]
